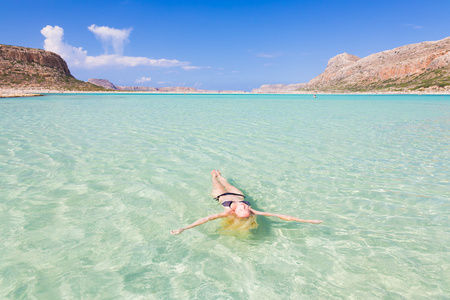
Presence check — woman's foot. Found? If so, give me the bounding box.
[215,170,244,195]
[211,170,220,184]
[216,170,228,185]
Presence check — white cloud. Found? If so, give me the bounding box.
[41,25,191,69]
[256,52,275,58]
[255,52,282,58]
[135,76,152,83]
[404,24,424,30]
[182,65,211,70]
[248,49,281,58]
[88,24,131,55]
[41,25,88,66]
[84,54,188,68]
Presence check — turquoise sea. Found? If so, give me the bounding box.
[0,93,449,299]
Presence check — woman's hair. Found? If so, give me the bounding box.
[218,214,258,237]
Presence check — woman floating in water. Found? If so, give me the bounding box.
[171,170,323,235]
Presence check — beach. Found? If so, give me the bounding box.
[0,91,43,98]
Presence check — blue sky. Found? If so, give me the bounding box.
[1,0,450,91]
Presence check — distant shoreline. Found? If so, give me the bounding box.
[1,88,449,97]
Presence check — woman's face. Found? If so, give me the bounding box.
[234,203,251,218]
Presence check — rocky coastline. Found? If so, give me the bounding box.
[252,36,450,94]
[300,36,450,93]
[2,36,450,95]
[0,44,106,92]
[86,78,248,94]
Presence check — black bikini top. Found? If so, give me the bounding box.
[213,192,251,208]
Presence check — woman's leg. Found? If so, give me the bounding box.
[216,170,244,195]
[211,170,226,199]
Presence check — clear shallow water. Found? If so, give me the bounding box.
[0,93,449,299]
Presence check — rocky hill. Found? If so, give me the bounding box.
[117,85,198,93]
[88,78,199,92]
[251,83,307,93]
[302,37,450,93]
[0,44,105,91]
[88,78,247,93]
[88,78,117,90]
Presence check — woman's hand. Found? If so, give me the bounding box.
[250,208,323,224]
[307,220,324,224]
[170,211,230,235]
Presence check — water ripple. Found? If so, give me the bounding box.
[0,94,448,298]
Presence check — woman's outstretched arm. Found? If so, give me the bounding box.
[171,211,231,235]
[250,208,323,224]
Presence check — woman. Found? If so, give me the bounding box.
[170,170,323,235]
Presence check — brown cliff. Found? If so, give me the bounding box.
[304,37,450,92]
[0,44,104,91]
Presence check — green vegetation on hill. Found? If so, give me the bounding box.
[299,68,450,93]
